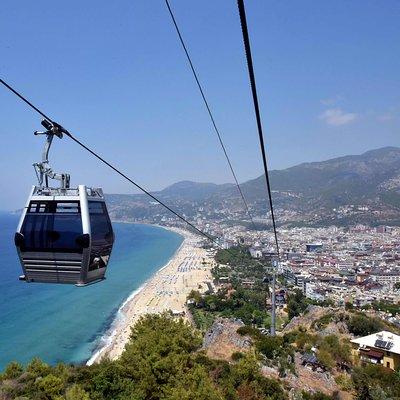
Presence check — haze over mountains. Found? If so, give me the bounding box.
[107,147,400,227]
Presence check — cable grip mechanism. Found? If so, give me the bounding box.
[33,119,70,189]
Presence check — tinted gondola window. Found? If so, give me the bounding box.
[88,201,113,271]
[88,201,113,245]
[21,201,83,252]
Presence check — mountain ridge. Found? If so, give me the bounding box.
[158,146,400,196]
[107,146,400,226]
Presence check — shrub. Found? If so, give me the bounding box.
[2,361,24,380]
[65,384,90,400]
[317,349,335,370]
[37,374,64,398]
[352,364,400,399]
[231,352,245,361]
[311,313,334,330]
[26,357,51,377]
[237,326,261,338]
[335,374,353,391]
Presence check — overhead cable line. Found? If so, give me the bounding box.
[0,79,53,122]
[1,78,275,296]
[164,0,261,234]
[1,78,273,272]
[236,0,280,337]
[236,0,280,258]
[0,78,219,246]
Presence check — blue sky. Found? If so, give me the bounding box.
[0,0,399,209]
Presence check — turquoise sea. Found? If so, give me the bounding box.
[0,213,183,371]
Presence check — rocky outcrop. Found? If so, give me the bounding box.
[202,318,251,361]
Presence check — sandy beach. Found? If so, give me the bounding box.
[87,227,215,364]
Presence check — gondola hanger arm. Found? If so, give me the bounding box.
[33,119,70,189]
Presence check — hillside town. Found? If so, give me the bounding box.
[217,223,400,311]
[111,200,400,315]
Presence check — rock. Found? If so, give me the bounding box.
[202,318,251,361]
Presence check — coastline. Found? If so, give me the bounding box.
[87,224,214,365]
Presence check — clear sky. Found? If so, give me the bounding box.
[0,1,399,209]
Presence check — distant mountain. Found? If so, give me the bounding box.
[158,181,235,201]
[107,147,400,227]
[247,146,400,204]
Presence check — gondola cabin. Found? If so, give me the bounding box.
[15,185,114,286]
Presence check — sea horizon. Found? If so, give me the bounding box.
[0,213,183,370]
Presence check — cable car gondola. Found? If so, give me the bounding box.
[14,120,114,286]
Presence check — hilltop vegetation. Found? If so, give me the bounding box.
[188,247,332,333]
[189,247,273,331]
[0,314,287,400]
[2,311,400,400]
[188,247,400,399]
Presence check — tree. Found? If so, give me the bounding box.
[290,330,316,351]
[90,360,133,399]
[287,290,308,320]
[37,374,64,399]
[352,364,400,400]
[230,354,287,400]
[26,357,51,377]
[65,384,90,400]
[164,365,223,400]
[314,334,352,369]
[369,386,390,400]
[188,289,202,305]
[231,352,245,361]
[119,313,203,398]
[1,314,292,399]
[256,336,285,359]
[347,314,384,336]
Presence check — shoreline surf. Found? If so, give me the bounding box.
[0,217,184,370]
[86,283,145,365]
[86,227,185,365]
[86,225,214,364]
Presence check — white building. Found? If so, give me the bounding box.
[351,331,400,370]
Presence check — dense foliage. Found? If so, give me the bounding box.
[286,289,334,320]
[361,300,400,316]
[213,247,267,284]
[351,363,400,400]
[214,247,253,267]
[0,314,287,400]
[346,313,385,336]
[189,287,270,330]
[283,330,351,371]
[2,309,398,399]
[287,289,310,320]
[189,246,275,332]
